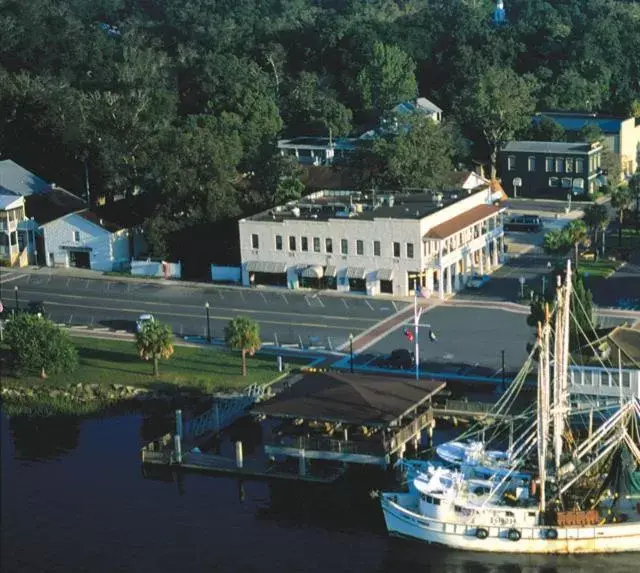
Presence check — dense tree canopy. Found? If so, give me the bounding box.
[2,0,640,266]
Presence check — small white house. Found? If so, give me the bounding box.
[40,209,130,271]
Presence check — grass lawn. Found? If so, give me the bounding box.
[607,227,640,250]
[4,336,308,394]
[577,258,622,278]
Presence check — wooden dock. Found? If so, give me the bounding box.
[142,448,345,483]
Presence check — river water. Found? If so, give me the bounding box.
[1,412,637,573]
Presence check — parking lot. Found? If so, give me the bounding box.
[0,271,407,351]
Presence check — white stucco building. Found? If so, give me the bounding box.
[40,209,130,271]
[239,183,505,298]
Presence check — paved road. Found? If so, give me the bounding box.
[0,270,406,351]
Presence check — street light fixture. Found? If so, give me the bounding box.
[205,302,211,343]
[14,285,19,312]
[349,333,354,373]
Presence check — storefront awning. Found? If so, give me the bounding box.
[301,265,324,279]
[246,261,287,274]
[59,245,92,252]
[324,265,337,277]
[346,267,366,279]
[376,268,394,281]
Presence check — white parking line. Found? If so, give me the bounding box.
[305,295,311,306]
[239,291,245,302]
[218,290,225,300]
[364,299,374,311]
[315,296,325,308]
[0,273,27,285]
[280,294,289,304]
[392,301,399,312]
[342,299,349,309]
[259,292,268,304]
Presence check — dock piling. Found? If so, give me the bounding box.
[174,434,182,464]
[235,441,244,468]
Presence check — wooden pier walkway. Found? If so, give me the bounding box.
[142,448,345,483]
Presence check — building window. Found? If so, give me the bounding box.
[73,231,80,242]
[275,235,283,250]
[301,237,308,251]
[325,238,333,253]
[289,236,296,251]
[545,157,553,172]
[251,234,259,249]
[565,158,573,173]
[406,243,414,258]
[341,238,348,255]
[561,177,572,189]
[313,237,321,252]
[373,240,381,256]
[555,158,564,173]
[575,158,584,172]
[393,242,400,258]
[528,156,536,171]
[548,177,560,187]
[356,240,364,255]
[507,155,516,170]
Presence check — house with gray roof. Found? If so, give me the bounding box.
[535,112,640,176]
[0,159,49,197]
[498,140,603,198]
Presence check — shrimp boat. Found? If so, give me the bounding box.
[381,261,640,553]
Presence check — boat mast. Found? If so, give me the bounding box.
[536,306,551,518]
[553,260,572,471]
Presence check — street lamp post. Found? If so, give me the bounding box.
[205,302,211,343]
[349,333,354,373]
[14,285,19,312]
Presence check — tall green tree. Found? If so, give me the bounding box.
[629,173,640,232]
[371,115,457,189]
[4,314,78,378]
[135,320,174,377]
[565,219,589,271]
[356,41,417,114]
[610,185,633,247]
[582,203,609,259]
[462,67,535,178]
[283,71,352,137]
[225,316,262,377]
[525,116,565,142]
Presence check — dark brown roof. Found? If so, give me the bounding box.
[302,165,368,190]
[75,209,123,233]
[426,204,504,239]
[25,187,86,225]
[252,371,445,427]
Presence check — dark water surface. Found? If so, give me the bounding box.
[1,412,637,573]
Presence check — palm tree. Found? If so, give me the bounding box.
[564,219,588,271]
[225,316,262,376]
[582,203,609,259]
[610,185,633,247]
[135,320,174,376]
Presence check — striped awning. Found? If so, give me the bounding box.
[245,261,287,274]
[376,268,394,281]
[301,265,324,279]
[324,265,337,277]
[346,267,366,279]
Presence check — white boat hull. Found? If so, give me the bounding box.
[382,494,640,554]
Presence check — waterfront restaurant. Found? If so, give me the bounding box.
[252,371,446,473]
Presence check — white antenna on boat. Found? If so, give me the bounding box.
[553,259,572,471]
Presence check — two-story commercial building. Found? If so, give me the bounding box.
[0,195,28,266]
[535,111,640,176]
[238,185,505,299]
[498,141,603,198]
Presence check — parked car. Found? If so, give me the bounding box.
[467,274,490,289]
[387,348,413,370]
[136,313,155,333]
[504,215,542,233]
